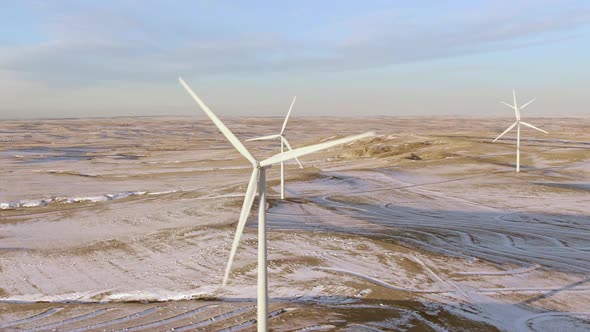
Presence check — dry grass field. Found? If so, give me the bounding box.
[1,116,589,331]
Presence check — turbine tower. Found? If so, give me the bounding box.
[246,96,302,200]
[179,77,374,332]
[493,89,548,172]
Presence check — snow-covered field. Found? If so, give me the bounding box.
[1,116,589,331]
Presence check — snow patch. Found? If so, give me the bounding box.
[0,191,153,209]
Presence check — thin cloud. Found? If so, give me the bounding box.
[0,1,588,85]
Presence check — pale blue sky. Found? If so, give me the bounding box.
[1,0,589,118]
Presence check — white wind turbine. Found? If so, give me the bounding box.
[179,77,374,332]
[246,96,302,200]
[492,89,548,172]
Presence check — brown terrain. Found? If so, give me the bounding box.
[1,116,589,331]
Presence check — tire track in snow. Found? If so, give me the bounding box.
[294,324,339,331]
[317,267,451,293]
[113,304,216,331]
[67,307,158,332]
[215,308,290,332]
[479,286,590,294]
[410,256,472,302]
[170,305,255,331]
[454,264,540,276]
[457,231,475,245]
[25,308,110,331]
[317,191,590,273]
[320,265,590,296]
[0,308,63,329]
[515,312,590,331]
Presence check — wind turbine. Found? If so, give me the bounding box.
[179,77,374,332]
[246,96,302,200]
[492,89,548,172]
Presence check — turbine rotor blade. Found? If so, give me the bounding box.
[245,134,281,142]
[513,89,520,120]
[520,121,548,134]
[282,137,303,168]
[260,132,375,167]
[179,77,257,166]
[500,101,516,110]
[520,98,536,110]
[492,122,517,142]
[280,96,296,135]
[222,168,259,286]
[513,89,517,107]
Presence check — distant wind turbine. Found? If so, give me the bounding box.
[246,96,302,200]
[179,77,374,332]
[492,89,548,172]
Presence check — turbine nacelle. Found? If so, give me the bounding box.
[178,77,375,288]
[494,90,547,142]
[245,96,304,203]
[493,89,548,172]
[500,89,536,122]
[244,96,303,170]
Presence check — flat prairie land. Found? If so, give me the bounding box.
[1,116,589,331]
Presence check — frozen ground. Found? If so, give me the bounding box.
[0,116,589,331]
